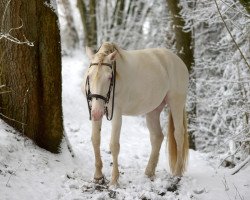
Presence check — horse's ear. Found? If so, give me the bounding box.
[86,46,94,60]
[108,50,117,61]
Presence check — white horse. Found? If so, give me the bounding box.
[82,42,189,187]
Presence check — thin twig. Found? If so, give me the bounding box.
[214,0,250,70]
[64,131,75,158]
[0,34,34,46]
[0,0,34,46]
[231,156,250,175]
[222,176,229,191]
[0,90,11,94]
[21,88,29,135]
[6,162,22,187]
[219,0,250,17]
[233,183,244,200]
[8,17,24,34]
[0,113,26,126]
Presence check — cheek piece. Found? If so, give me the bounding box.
[85,61,116,121]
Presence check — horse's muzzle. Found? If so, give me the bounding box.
[91,109,104,121]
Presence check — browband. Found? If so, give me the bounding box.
[89,63,112,69]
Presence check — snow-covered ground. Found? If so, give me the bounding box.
[0,51,249,200]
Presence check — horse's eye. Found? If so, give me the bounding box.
[108,75,112,80]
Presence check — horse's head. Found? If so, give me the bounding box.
[85,46,117,121]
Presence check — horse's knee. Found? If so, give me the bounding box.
[157,133,164,142]
[150,132,164,146]
[174,126,184,141]
[110,142,120,155]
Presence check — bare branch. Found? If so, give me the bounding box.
[231,155,250,175]
[6,162,22,187]
[0,0,34,46]
[0,113,26,126]
[214,0,250,70]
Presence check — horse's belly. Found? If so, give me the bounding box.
[121,97,165,116]
[120,77,169,116]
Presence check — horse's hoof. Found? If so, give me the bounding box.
[108,181,119,189]
[173,171,183,178]
[145,169,155,179]
[94,176,106,185]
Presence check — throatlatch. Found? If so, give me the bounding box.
[85,61,116,121]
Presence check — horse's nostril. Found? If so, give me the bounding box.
[91,110,104,120]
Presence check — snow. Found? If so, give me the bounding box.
[44,0,58,15]
[0,51,249,200]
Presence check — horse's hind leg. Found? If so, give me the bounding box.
[145,102,165,178]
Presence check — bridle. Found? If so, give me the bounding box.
[85,61,116,121]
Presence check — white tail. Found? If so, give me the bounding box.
[167,109,189,175]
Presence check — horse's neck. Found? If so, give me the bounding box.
[116,49,134,76]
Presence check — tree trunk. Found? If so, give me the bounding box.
[166,0,194,71]
[117,0,125,26]
[166,0,196,149]
[111,0,125,28]
[77,0,97,49]
[0,0,63,153]
[110,0,125,40]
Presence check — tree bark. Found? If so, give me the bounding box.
[0,0,63,153]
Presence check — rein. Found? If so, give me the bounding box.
[85,61,116,121]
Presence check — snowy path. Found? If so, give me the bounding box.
[0,51,249,200]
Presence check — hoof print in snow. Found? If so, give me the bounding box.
[108,190,116,199]
[193,187,205,194]
[157,191,166,196]
[69,184,79,190]
[166,177,181,192]
[66,174,75,180]
[166,184,178,192]
[94,184,107,191]
[140,196,151,200]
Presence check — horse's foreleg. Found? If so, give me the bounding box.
[145,106,164,178]
[91,120,103,180]
[109,114,122,186]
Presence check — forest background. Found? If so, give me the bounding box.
[0,0,249,197]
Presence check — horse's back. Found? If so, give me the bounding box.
[127,48,188,85]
